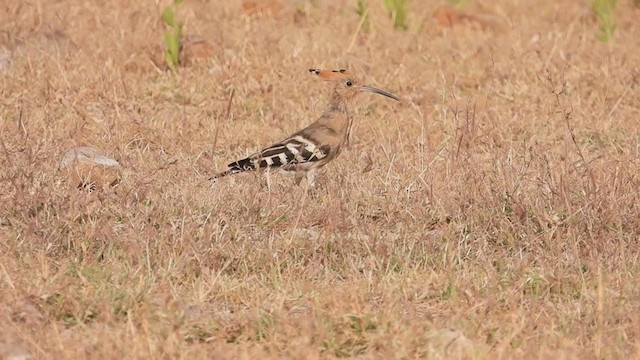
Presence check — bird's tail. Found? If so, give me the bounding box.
[209,157,256,181]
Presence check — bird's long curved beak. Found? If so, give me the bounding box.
[361,85,400,101]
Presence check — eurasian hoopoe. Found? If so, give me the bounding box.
[211,68,399,186]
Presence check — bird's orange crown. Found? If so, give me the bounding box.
[308,68,356,81]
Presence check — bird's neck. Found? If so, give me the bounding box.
[323,91,353,150]
[328,90,350,112]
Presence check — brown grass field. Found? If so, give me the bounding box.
[1,0,640,358]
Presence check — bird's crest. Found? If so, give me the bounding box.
[309,68,355,81]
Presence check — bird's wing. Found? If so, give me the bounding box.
[213,130,332,180]
[253,134,331,170]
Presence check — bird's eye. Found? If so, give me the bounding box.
[346,81,353,87]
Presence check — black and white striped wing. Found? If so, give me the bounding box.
[255,135,330,170]
[213,135,330,180]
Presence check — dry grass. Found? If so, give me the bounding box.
[1,0,640,358]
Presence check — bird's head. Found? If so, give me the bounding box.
[308,68,399,102]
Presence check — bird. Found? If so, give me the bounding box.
[211,68,399,187]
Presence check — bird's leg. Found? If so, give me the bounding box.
[305,170,324,198]
[306,169,317,188]
[294,171,305,186]
[265,170,272,194]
